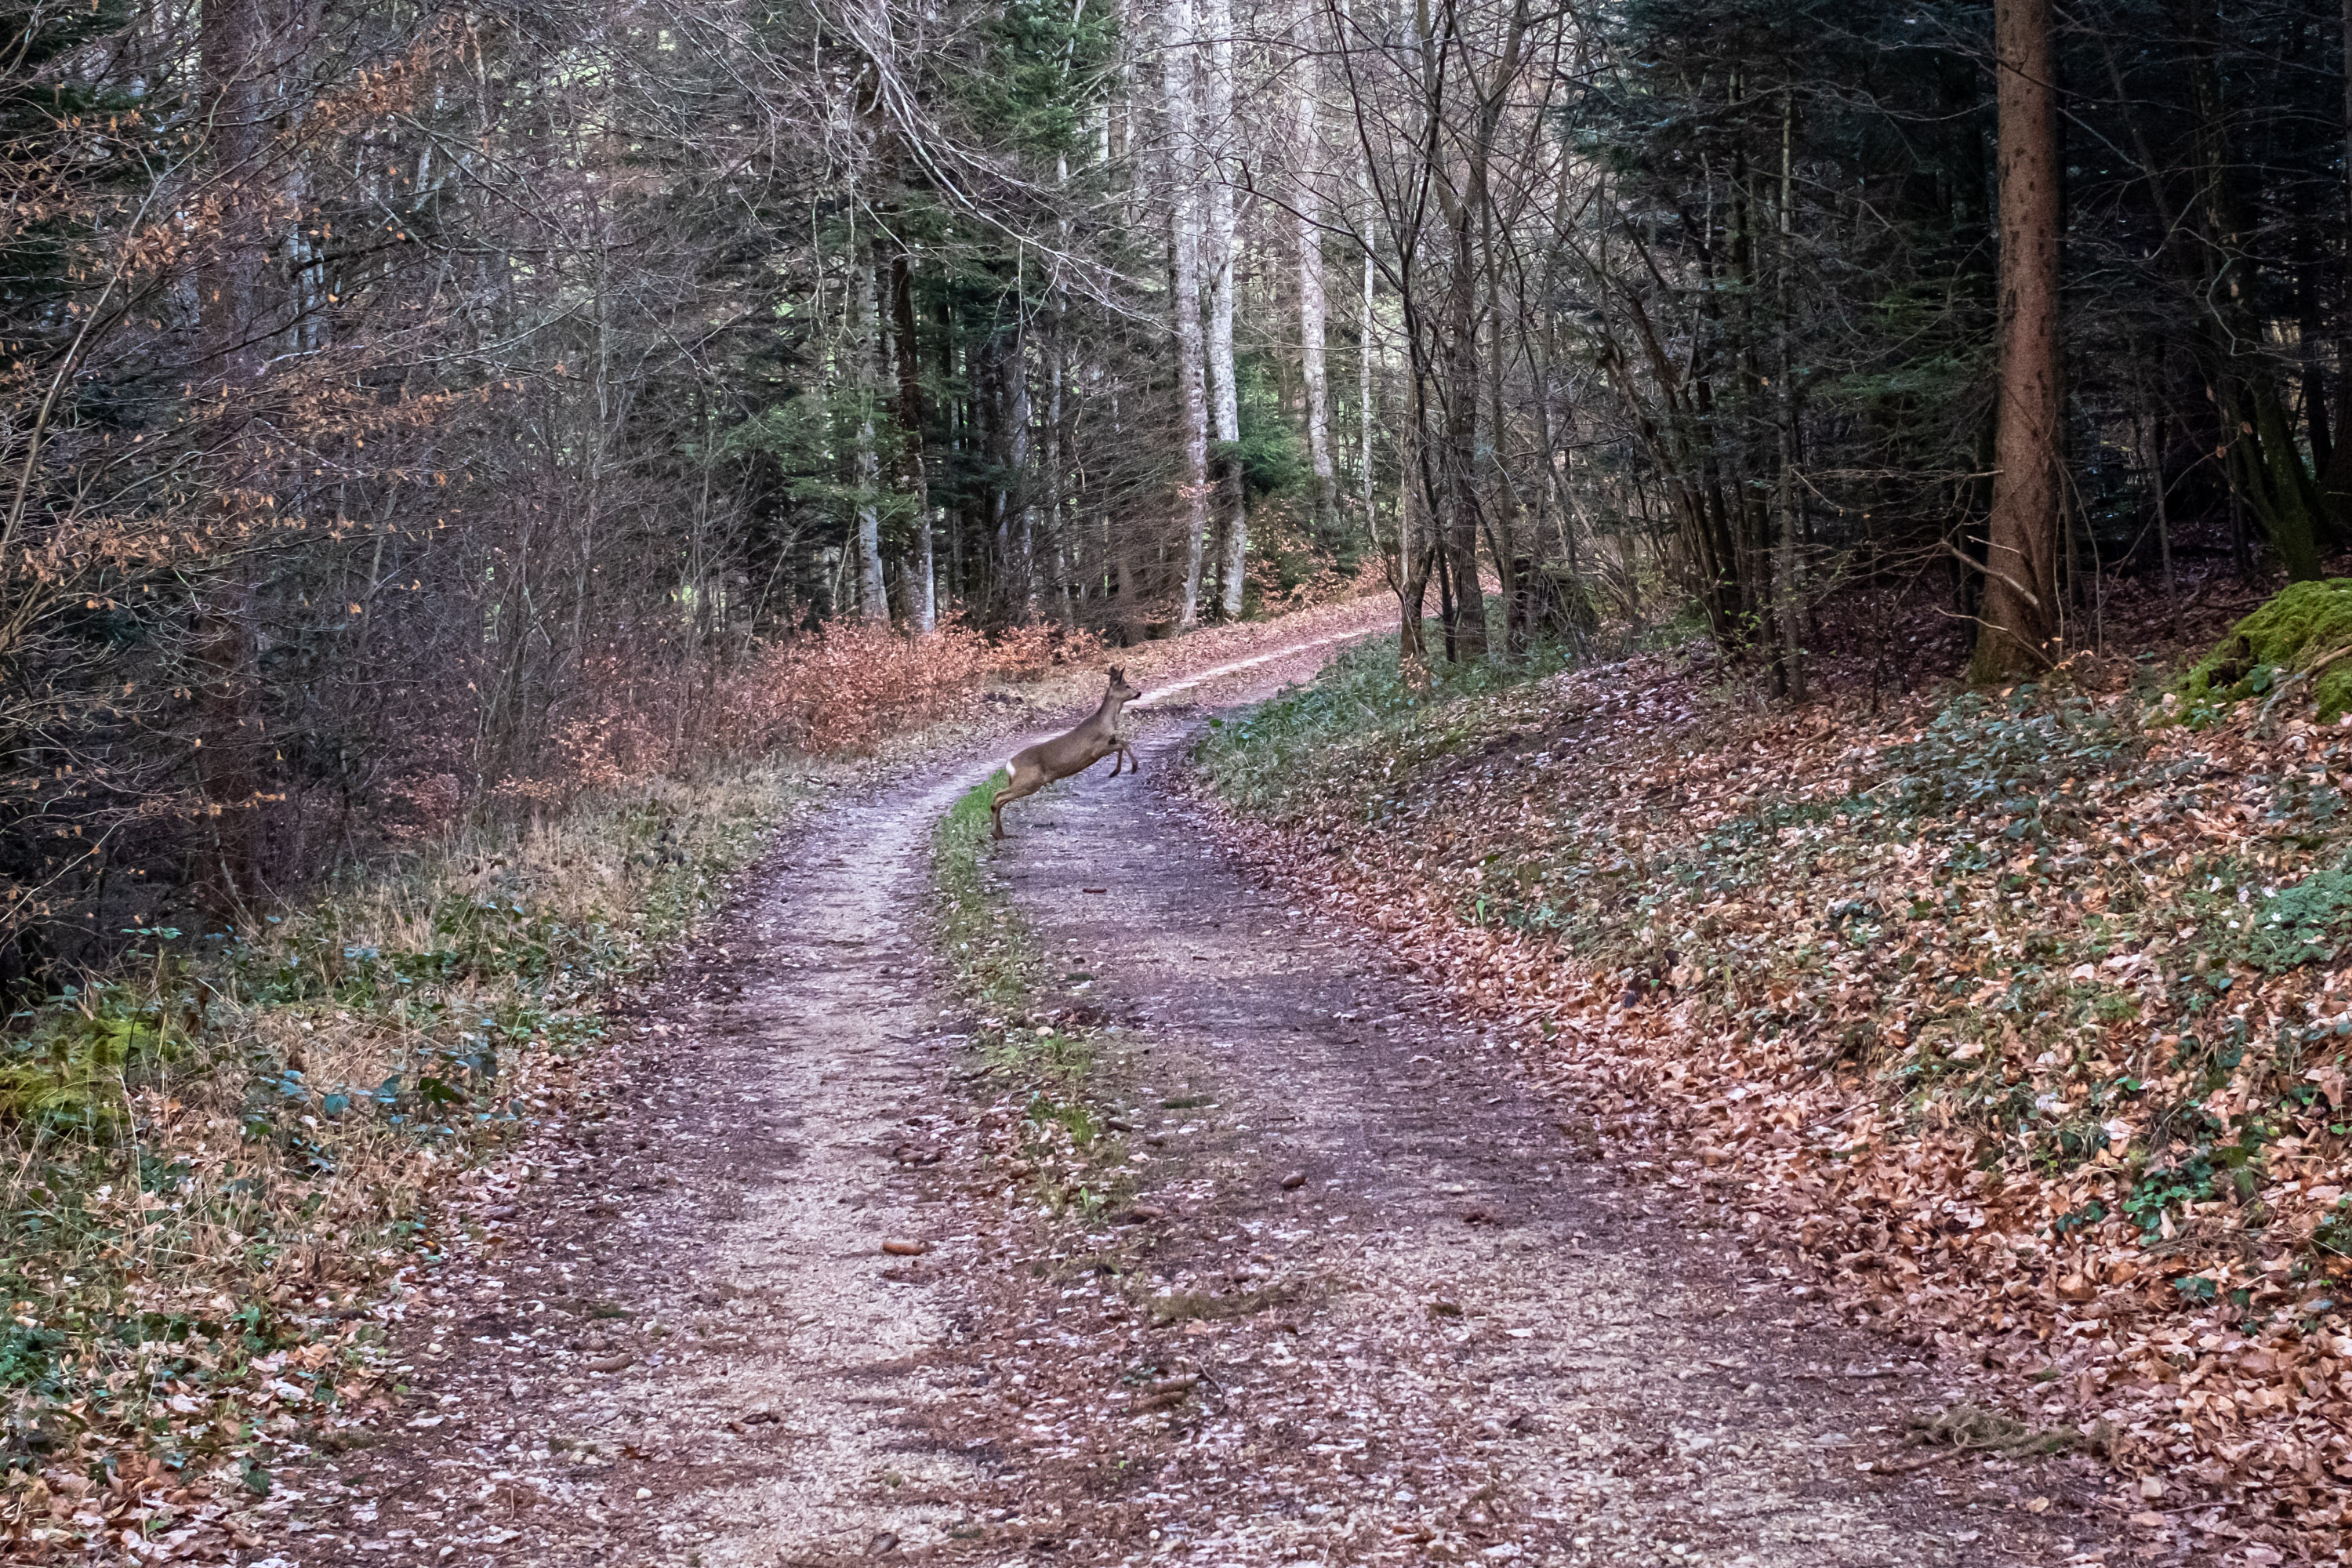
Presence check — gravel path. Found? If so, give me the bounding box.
[306,633,2111,1568]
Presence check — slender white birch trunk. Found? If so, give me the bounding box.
[1011,325,1039,619]
[1203,0,1246,618]
[916,506,937,631]
[1294,0,1336,540]
[1048,150,1072,621]
[1166,0,1210,627]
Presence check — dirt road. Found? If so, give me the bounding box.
[315,634,2105,1568]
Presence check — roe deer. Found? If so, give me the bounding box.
[991,666,1142,839]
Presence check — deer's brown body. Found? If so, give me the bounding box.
[991,668,1141,839]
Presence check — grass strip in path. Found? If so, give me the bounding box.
[932,777,1132,1221]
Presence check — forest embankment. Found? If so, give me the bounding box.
[1195,628,2352,1560]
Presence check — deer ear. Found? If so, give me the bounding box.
[1109,666,1124,682]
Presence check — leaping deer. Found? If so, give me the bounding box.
[991,666,1142,840]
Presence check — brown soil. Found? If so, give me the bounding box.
[281,631,2124,1568]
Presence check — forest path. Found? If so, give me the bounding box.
[317,630,2096,1568]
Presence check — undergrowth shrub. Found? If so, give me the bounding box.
[709,619,1102,765]
[0,990,182,1138]
[434,617,1106,822]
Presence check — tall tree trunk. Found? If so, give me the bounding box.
[1108,383,1139,626]
[2335,0,2352,524]
[889,250,937,632]
[2298,247,2332,481]
[1480,234,1526,656]
[1204,0,1246,618]
[1439,211,1489,659]
[1011,323,1039,619]
[1774,89,1806,700]
[1970,0,2062,681]
[1166,0,1210,628]
[853,245,888,623]
[1397,372,1435,672]
[1050,150,1077,622]
[2132,369,2179,636]
[1047,305,1069,622]
[1359,165,1377,536]
[194,0,270,909]
[1423,0,1526,661]
[1295,0,1338,543]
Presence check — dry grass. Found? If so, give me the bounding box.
[1145,1284,1296,1324]
[1903,1405,2109,1460]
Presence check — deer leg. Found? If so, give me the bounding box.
[991,765,1045,839]
[1116,739,1138,775]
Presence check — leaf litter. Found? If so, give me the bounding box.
[1193,634,2352,1563]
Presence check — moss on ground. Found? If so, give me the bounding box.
[2174,579,2352,721]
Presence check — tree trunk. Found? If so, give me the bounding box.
[1011,327,1039,619]
[194,0,270,910]
[1439,216,1489,659]
[1397,376,1435,672]
[1359,131,1378,539]
[1047,316,1069,622]
[889,250,937,632]
[853,245,888,623]
[2336,0,2352,525]
[1422,0,1526,662]
[1775,89,1806,701]
[2183,0,2325,579]
[1360,234,1377,534]
[1970,0,2062,682]
[1204,0,1246,618]
[1167,0,1210,628]
[1295,0,1338,543]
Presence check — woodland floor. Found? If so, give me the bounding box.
[211,624,2173,1568]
